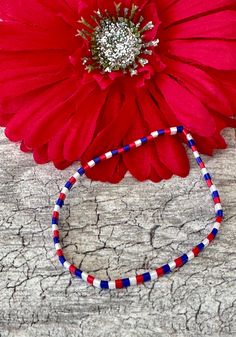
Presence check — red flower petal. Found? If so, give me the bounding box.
[0,51,72,98]
[162,10,236,40]
[123,89,189,180]
[163,56,233,117]
[156,73,216,137]
[63,85,109,161]
[5,78,77,144]
[163,40,236,70]
[158,0,236,27]
[80,88,136,183]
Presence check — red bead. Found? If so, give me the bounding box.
[118,148,124,154]
[115,279,123,289]
[100,154,107,161]
[156,267,164,277]
[174,257,183,268]
[136,274,144,284]
[59,193,66,201]
[206,179,213,187]
[207,233,215,242]
[192,246,200,256]
[69,265,76,274]
[213,197,221,204]
[87,274,95,284]
[53,211,59,218]
[199,162,205,169]
[69,176,76,184]
[147,135,154,141]
[56,249,63,256]
[53,230,59,237]
[129,142,136,149]
[216,216,223,223]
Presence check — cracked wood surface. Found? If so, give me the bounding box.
[0,128,235,337]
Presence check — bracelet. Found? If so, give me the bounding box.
[51,126,223,290]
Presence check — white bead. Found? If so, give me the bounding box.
[129,276,137,286]
[55,243,61,250]
[215,203,222,212]
[105,151,113,159]
[170,127,178,135]
[73,172,80,180]
[52,224,58,231]
[87,160,96,168]
[81,272,88,282]
[168,261,176,271]
[187,250,195,261]
[193,151,200,159]
[201,168,208,176]
[54,205,61,212]
[61,187,69,195]
[93,278,101,288]
[63,261,71,270]
[108,281,116,289]
[210,184,217,193]
[214,222,221,230]
[151,131,159,138]
[149,271,158,280]
[186,133,193,141]
[134,139,142,147]
[202,238,209,247]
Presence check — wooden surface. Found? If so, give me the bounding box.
[0,128,235,337]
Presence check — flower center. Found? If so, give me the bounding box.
[93,20,142,72]
[77,3,159,76]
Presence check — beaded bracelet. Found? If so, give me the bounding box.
[51,126,223,290]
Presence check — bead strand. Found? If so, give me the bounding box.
[51,126,223,289]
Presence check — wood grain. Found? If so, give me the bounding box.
[0,129,235,337]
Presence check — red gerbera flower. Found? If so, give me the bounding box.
[0,0,236,183]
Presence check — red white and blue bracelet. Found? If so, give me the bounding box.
[51,126,223,290]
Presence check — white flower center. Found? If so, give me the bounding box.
[93,20,142,72]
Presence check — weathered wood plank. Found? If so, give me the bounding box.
[0,129,235,337]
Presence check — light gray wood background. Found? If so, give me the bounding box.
[0,128,235,337]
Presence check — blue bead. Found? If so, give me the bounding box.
[100,280,109,289]
[181,254,188,264]
[188,139,195,148]
[162,264,171,274]
[122,278,131,287]
[52,217,58,225]
[142,272,151,282]
[53,237,59,244]
[212,191,219,198]
[75,269,82,278]
[217,210,223,217]
[204,173,212,181]
[211,228,218,237]
[65,181,72,190]
[123,145,130,152]
[78,167,85,176]
[93,157,101,164]
[196,157,203,165]
[158,129,165,135]
[111,149,119,156]
[177,126,184,133]
[59,256,66,264]
[140,137,148,143]
[197,243,205,251]
[56,199,64,207]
